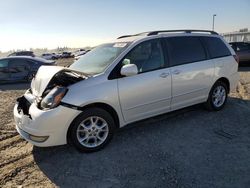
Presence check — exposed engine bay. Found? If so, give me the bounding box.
[41,70,85,97]
[17,66,86,113]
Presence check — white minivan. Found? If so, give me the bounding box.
[14,30,239,152]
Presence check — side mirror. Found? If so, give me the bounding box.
[120,63,138,77]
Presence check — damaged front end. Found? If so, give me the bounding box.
[14,65,86,145]
[17,66,86,115]
[37,70,85,110]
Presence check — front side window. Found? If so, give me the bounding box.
[122,39,165,73]
[0,60,8,68]
[70,42,130,75]
[166,36,206,66]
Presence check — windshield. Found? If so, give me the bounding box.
[70,42,130,74]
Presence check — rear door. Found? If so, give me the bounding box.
[9,59,30,81]
[0,59,10,81]
[164,36,214,110]
[117,39,172,122]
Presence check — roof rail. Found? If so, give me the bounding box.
[147,29,218,35]
[117,29,218,39]
[117,35,133,39]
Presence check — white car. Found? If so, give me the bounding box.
[41,53,57,60]
[74,49,90,61]
[14,30,239,152]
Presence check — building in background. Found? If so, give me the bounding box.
[221,28,250,43]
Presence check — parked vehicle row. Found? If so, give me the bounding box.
[41,52,74,60]
[14,30,239,152]
[7,50,88,61]
[0,56,55,83]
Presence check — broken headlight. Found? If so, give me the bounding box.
[40,86,68,110]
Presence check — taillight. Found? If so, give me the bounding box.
[233,55,239,64]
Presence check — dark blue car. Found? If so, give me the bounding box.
[0,56,56,83]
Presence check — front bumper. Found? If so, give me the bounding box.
[14,96,80,147]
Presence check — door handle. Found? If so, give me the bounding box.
[172,70,181,75]
[159,72,169,78]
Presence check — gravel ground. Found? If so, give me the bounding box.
[0,66,250,188]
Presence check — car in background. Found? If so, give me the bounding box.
[8,51,35,57]
[229,42,250,64]
[74,49,91,61]
[53,53,61,59]
[41,53,58,60]
[0,56,55,83]
[74,49,86,56]
[61,52,74,58]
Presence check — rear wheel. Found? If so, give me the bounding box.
[205,81,228,111]
[70,108,115,152]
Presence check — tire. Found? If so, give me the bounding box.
[205,81,228,111]
[69,108,116,152]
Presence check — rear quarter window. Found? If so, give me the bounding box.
[203,37,231,58]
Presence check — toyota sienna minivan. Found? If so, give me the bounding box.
[14,30,239,152]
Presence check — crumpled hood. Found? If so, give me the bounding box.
[31,66,64,97]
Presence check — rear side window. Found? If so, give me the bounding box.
[203,37,231,58]
[165,37,206,66]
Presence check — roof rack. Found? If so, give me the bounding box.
[147,29,218,35]
[117,35,133,39]
[117,29,218,39]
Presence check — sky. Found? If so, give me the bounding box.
[0,0,249,52]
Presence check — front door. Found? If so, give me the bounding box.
[118,39,172,123]
[9,59,30,81]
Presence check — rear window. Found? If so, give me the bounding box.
[203,37,231,58]
[165,36,206,66]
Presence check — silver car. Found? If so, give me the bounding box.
[14,30,239,152]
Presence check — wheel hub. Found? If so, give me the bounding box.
[212,85,226,108]
[76,116,109,148]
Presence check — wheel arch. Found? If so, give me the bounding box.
[215,77,230,93]
[66,102,120,144]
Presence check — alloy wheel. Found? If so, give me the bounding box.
[76,116,109,148]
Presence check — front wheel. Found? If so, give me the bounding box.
[69,108,115,152]
[205,81,228,111]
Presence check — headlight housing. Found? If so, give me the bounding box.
[40,86,68,110]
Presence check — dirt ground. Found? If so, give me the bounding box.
[0,65,250,188]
